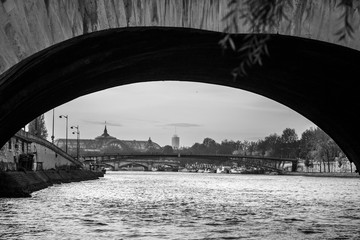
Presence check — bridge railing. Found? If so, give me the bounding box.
[80,153,297,163]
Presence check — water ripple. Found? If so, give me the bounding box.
[1,172,360,239]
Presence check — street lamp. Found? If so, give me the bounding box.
[71,125,80,160]
[59,115,68,153]
[51,109,55,144]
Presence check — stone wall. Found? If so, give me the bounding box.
[1,0,360,74]
[0,134,31,171]
[32,141,76,170]
[0,169,104,197]
[1,130,82,171]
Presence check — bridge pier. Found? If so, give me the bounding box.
[291,160,298,172]
[114,162,119,171]
[147,162,153,171]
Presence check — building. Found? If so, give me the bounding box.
[0,131,32,171]
[0,130,80,171]
[54,126,162,157]
[172,134,180,150]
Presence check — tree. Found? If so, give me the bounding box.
[218,139,238,154]
[202,138,219,154]
[299,128,316,159]
[221,0,359,77]
[316,133,341,172]
[247,141,258,155]
[242,140,251,155]
[336,152,349,172]
[266,133,282,157]
[280,128,299,158]
[281,128,298,143]
[303,127,344,172]
[28,114,48,139]
[255,139,266,156]
[239,140,258,156]
[256,133,281,157]
[190,142,207,155]
[162,145,174,154]
[299,127,318,170]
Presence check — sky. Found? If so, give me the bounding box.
[44,81,316,148]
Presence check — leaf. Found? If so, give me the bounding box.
[229,37,236,50]
[238,44,252,52]
[334,28,345,36]
[263,43,269,56]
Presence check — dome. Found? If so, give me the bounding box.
[95,126,116,141]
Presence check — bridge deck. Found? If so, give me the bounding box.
[81,153,297,163]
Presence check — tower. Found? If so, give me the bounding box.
[171,134,180,150]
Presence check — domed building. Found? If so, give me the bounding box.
[95,126,116,141]
[55,125,162,157]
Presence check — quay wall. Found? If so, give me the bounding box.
[1,130,83,171]
[0,169,104,198]
[16,130,83,170]
[283,172,360,178]
[31,141,77,170]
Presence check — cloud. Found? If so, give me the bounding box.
[82,120,123,127]
[161,123,202,128]
[124,118,160,124]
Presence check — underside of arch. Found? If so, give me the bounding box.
[118,162,148,169]
[102,162,115,170]
[0,27,359,172]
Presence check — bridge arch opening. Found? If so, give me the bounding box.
[0,27,359,172]
[118,162,148,171]
[49,81,315,149]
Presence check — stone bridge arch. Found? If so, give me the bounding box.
[102,162,116,170]
[119,161,149,169]
[1,1,360,172]
[110,161,150,170]
[2,0,360,72]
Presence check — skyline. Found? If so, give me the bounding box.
[44,81,316,148]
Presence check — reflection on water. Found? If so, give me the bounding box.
[1,172,360,239]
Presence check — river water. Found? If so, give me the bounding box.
[1,171,360,240]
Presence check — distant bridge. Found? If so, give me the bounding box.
[81,153,298,172]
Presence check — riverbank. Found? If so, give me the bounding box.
[282,171,359,178]
[0,169,104,198]
[178,168,360,178]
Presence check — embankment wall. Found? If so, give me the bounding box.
[0,169,103,198]
[283,172,360,178]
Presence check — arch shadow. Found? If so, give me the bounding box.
[0,27,359,171]
[118,162,149,170]
[102,162,115,171]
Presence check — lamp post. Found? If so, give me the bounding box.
[71,125,80,160]
[51,109,55,143]
[59,115,68,153]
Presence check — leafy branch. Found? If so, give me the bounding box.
[220,34,270,78]
[221,0,359,79]
[220,0,292,78]
[335,0,358,41]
